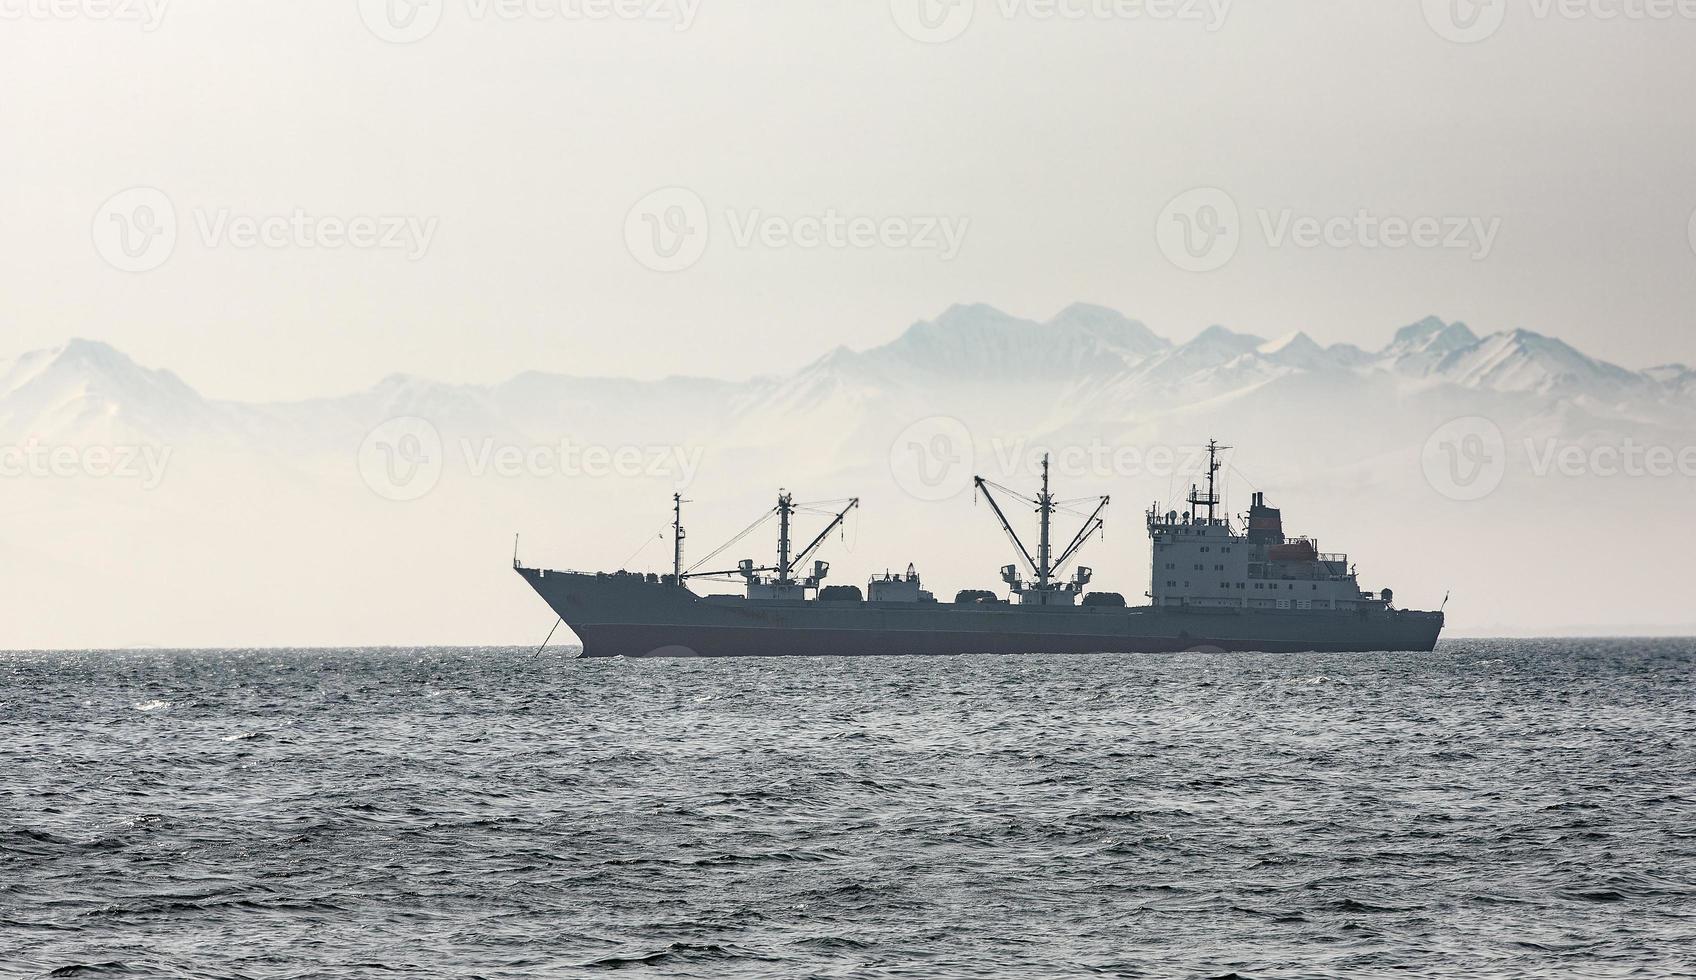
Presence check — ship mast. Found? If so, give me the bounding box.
[672,492,687,583]
[1036,454,1054,589]
[775,491,794,585]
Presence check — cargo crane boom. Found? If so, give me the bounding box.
[975,454,1109,604]
[677,493,859,595]
[787,498,860,580]
[1051,495,1110,576]
[973,476,1039,576]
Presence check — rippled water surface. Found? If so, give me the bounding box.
[2,641,1693,978]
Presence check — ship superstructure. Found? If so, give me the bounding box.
[1146,441,1390,613]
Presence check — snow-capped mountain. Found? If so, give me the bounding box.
[4,306,1693,454]
[1379,316,1482,376]
[4,307,1691,454]
[792,302,1168,393]
[1426,329,1645,396]
[0,339,221,444]
[1257,332,1334,371]
[1645,364,1696,398]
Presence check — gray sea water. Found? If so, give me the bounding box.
[2,640,1693,979]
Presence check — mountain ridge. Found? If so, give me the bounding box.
[3,307,1690,446]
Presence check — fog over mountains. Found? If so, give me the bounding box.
[5,304,1694,648]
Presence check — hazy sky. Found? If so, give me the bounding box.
[4,0,1695,400]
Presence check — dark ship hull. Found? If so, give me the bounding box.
[517,568,1445,659]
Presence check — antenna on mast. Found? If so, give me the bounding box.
[1187,439,1230,526]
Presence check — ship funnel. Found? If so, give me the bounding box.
[1246,492,1285,544]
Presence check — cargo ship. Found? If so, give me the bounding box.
[515,441,1444,657]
